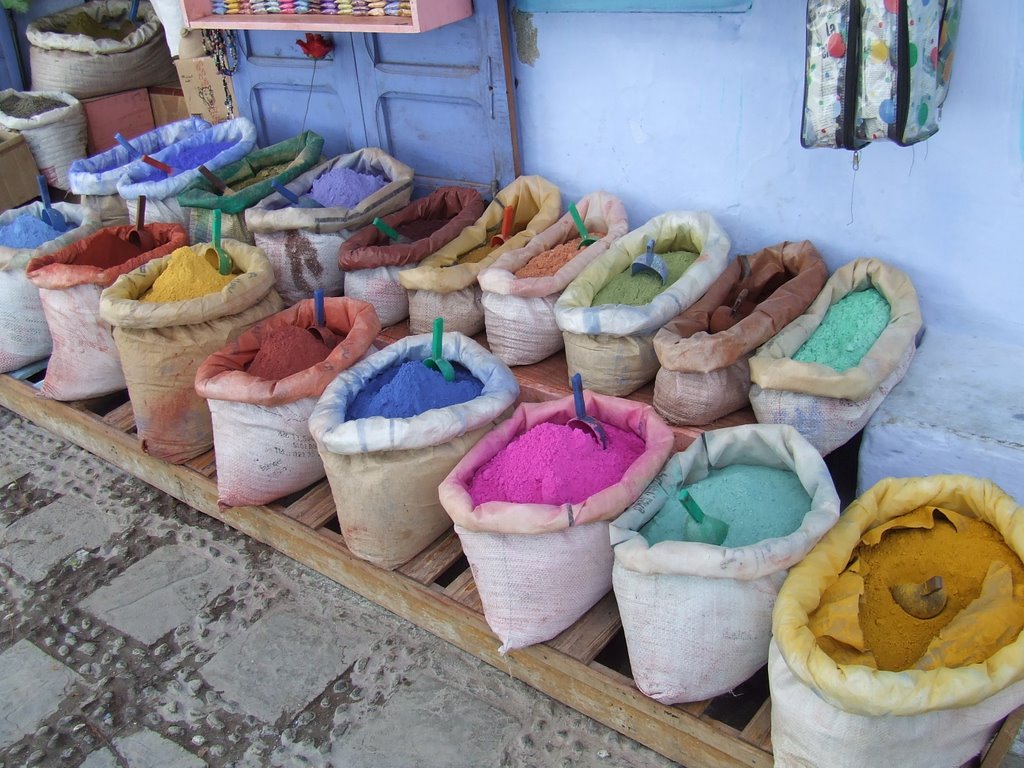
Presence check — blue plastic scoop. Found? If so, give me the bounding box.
[423,317,455,382]
[36,175,67,232]
[114,132,141,159]
[568,373,607,449]
[631,238,669,283]
[272,180,322,208]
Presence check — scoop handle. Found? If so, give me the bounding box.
[135,195,146,231]
[142,155,173,175]
[114,133,141,158]
[272,180,300,205]
[314,288,325,327]
[431,317,444,361]
[678,489,706,524]
[569,202,588,240]
[571,373,587,420]
[500,204,515,240]
[199,165,228,194]
[36,175,52,209]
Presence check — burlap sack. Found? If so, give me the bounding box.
[609,424,839,704]
[195,297,381,507]
[0,90,85,191]
[653,241,828,425]
[771,475,1024,768]
[340,186,485,327]
[246,148,415,306]
[554,211,731,396]
[25,222,187,400]
[27,0,177,99]
[439,394,673,652]
[748,257,922,455]
[478,192,629,366]
[308,333,519,570]
[177,131,325,245]
[399,175,561,336]
[99,239,283,463]
[0,202,99,373]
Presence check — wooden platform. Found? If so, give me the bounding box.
[0,334,1018,768]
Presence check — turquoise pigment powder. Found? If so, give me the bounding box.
[468,421,645,506]
[310,168,387,208]
[639,464,811,548]
[0,214,65,249]
[347,360,482,420]
[793,287,890,371]
[591,250,700,306]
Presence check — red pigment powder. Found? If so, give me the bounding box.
[468,421,646,506]
[74,231,144,270]
[246,324,332,380]
[395,218,450,242]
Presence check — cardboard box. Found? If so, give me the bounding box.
[82,88,156,155]
[149,84,190,127]
[174,56,238,124]
[0,129,39,213]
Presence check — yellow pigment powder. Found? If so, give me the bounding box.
[141,246,237,303]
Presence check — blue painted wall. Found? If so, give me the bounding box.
[509,0,1024,345]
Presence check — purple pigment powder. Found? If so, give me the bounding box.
[0,214,65,249]
[347,360,482,420]
[310,168,388,208]
[469,421,646,506]
[134,141,238,182]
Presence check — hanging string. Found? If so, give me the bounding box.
[300,58,318,135]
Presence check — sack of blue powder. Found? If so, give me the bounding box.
[308,332,519,570]
[554,211,731,397]
[0,200,100,373]
[245,147,414,306]
[748,257,922,455]
[609,423,839,704]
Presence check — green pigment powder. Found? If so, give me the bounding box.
[0,93,66,118]
[63,12,136,41]
[233,163,292,191]
[793,287,890,371]
[590,250,699,307]
[639,464,811,548]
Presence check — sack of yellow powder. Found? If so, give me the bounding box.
[398,175,561,336]
[748,257,922,455]
[770,475,1024,768]
[554,211,730,396]
[477,192,629,367]
[99,239,283,463]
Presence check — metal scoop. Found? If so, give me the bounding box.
[126,195,155,251]
[489,204,516,247]
[630,238,668,283]
[891,575,947,620]
[423,317,455,382]
[568,201,597,249]
[36,175,67,231]
[567,373,607,449]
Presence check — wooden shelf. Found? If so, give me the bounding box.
[179,0,473,33]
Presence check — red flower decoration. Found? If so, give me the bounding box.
[296,33,333,60]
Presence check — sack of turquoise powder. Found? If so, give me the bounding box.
[308,333,519,570]
[748,257,922,455]
[245,147,414,306]
[438,394,674,653]
[609,423,839,704]
[554,211,731,397]
[0,200,100,373]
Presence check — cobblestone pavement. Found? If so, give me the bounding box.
[0,408,682,768]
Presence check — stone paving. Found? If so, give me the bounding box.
[0,408,681,768]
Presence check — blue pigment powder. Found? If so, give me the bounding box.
[347,360,483,420]
[0,214,65,249]
[134,141,238,182]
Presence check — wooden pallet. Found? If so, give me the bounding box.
[0,336,1018,768]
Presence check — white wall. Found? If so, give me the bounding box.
[510,0,1024,344]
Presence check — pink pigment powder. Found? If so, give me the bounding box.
[468,421,646,506]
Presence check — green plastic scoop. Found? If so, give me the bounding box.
[372,216,410,244]
[631,238,669,283]
[423,317,455,382]
[568,202,597,249]
[204,209,232,276]
[678,488,729,546]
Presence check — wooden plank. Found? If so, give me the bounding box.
[183,450,217,478]
[0,373,772,768]
[398,530,465,585]
[548,592,621,664]
[287,482,336,528]
[101,401,136,432]
[981,705,1024,768]
[444,569,483,613]
[594,661,714,718]
[740,699,772,751]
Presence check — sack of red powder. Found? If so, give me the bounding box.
[477,191,629,366]
[195,297,381,507]
[438,394,674,653]
[26,222,188,400]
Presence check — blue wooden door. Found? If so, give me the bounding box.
[229,0,517,199]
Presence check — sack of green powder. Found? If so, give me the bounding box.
[177,130,326,246]
[748,257,922,455]
[68,117,210,227]
[478,192,630,366]
[25,222,187,401]
[195,297,381,507]
[340,186,486,327]
[26,0,177,100]
[99,239,283,463]
[653,240,829,426]
[609,423,839,704]
[308,333,520,570]
[770,475,1024,768]
[399,175,561,336]
[0,201,100,373]
[115,117,258,228]
[554,211,731,396]
[438,394,674,653]
[0,89,86,191]
[245,147,415,307]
